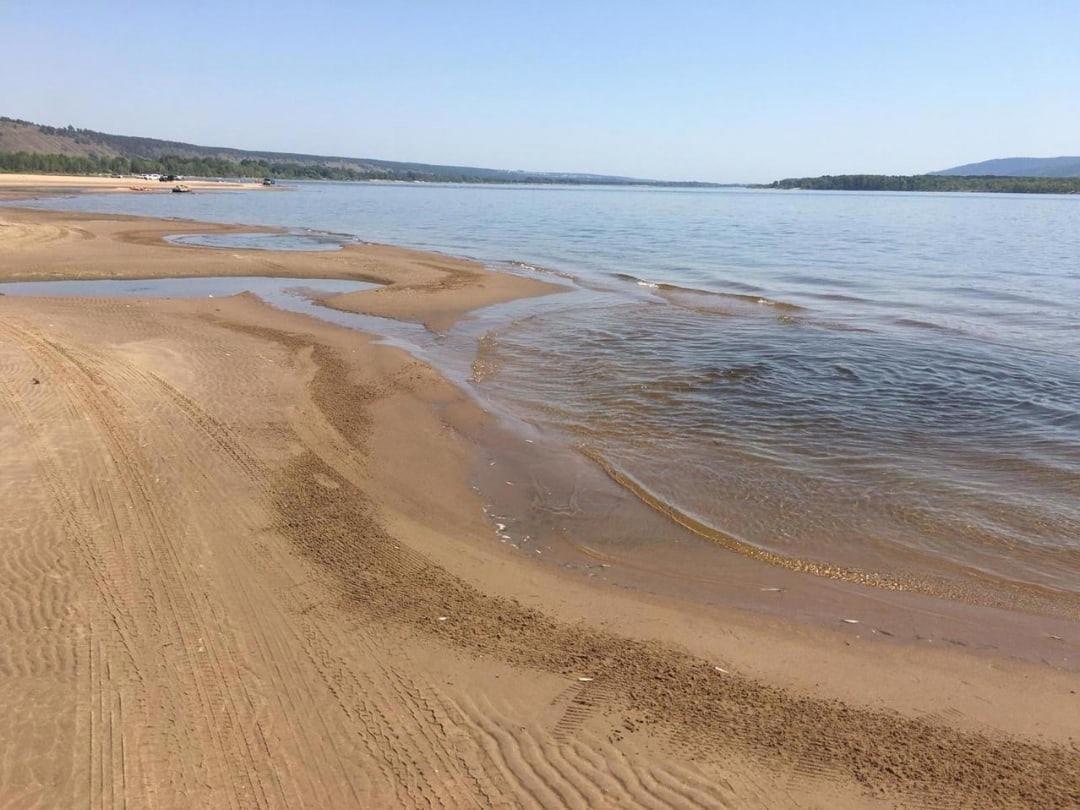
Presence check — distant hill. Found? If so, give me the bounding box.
[0,116,717,187]
[933,156,1080,177]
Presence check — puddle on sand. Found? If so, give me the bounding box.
[165,231,352,252]
[0,275,376,323]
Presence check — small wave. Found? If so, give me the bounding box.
[506,260,576,280]
[610,272,660,288]
[799,291,870,304]
[670,286,802,310]
[611,272,804,313]
[714,363,769,382]
[833,364,861,381]
[893,317,967,336]
[939,285,1064,308]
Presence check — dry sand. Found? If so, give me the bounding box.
[0,202,1077,808]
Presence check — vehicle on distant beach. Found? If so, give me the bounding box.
[262,177,276,186]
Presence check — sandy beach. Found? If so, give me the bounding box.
[0,172,264,198]
[0,190,1078,807]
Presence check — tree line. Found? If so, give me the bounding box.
[765,174,1080,194]
[0,150,470,181]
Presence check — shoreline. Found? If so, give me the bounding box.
[3,192,1077,634]
[2,196,1077,642]
[0,196,1077,805]
[6,200,1074,624]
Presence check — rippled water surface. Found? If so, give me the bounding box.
[19,183,1080,593]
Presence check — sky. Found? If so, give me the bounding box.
[5,1,1080,182]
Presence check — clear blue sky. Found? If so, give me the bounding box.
[6,1,1079,182]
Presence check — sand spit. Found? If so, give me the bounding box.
[0,205,563,330]
[0,206,1076,807]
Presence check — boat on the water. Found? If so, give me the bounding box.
[171,184,191,193]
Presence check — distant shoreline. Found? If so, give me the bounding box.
[1,117,726,187]
[0,171,264,199]
[0,162,732,189]
[759,173,1080,194]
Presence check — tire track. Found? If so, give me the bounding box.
[0,314,520,808]
[0,317,273,808]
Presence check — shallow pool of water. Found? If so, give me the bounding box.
[165,231,351,252]
[0,275,376,323]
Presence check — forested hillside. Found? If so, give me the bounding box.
[933,156,1080,177]
[0,116,716,186]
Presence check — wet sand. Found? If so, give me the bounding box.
[0,205,563,330]
[0,202,1078,807]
